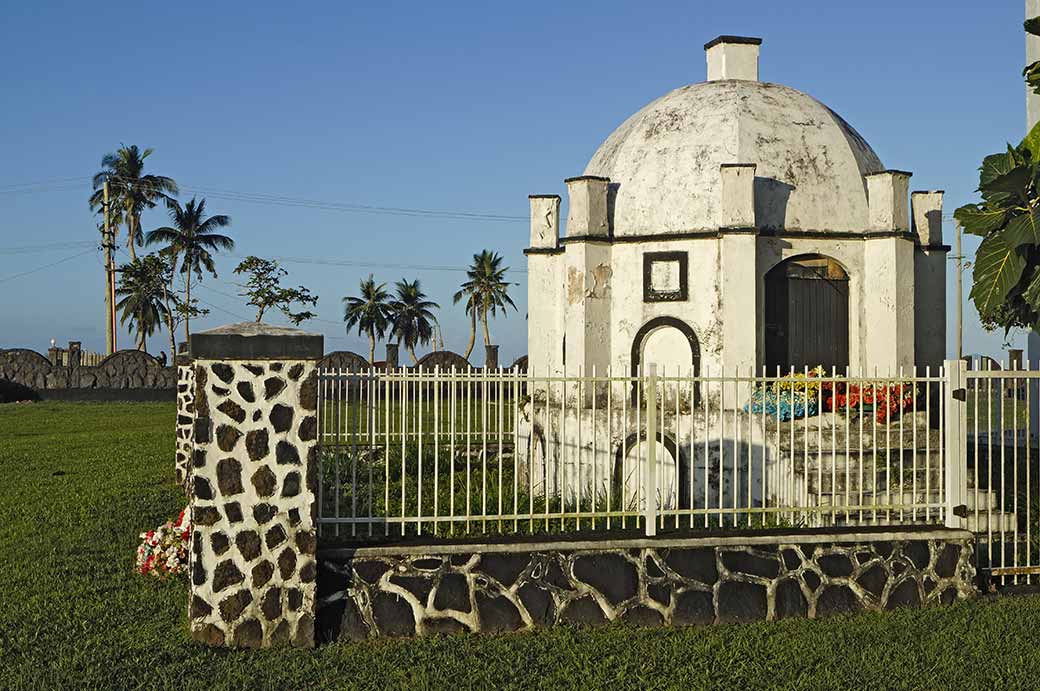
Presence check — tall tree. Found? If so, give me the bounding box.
[145,197,233,345]
[956,18,1040,332]
[90,145,178,260]
[343,275,392,364]
[234,256,318,325]
[389,279,439,364]
[115,254,169,352]
[453,250,517,359]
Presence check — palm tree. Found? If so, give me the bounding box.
[90,145,178,260]
[453,250,517,360]
[389,279,439,365]
[115,254,169,352]
[342,275,392,364]
[145,197,233,345]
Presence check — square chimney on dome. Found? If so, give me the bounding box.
[705,35,761,82]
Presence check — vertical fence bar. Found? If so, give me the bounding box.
[944,359,968,529]
[645,363,658,537]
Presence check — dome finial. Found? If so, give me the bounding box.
[704,35,762,82]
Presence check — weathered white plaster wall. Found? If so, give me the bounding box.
[863,237,916,373]
[527,253,564,376]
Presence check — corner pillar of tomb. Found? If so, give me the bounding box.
[864,171,916,375]
[911,190,947,374]
[186,322,323,649]
[562,176,613,380]
[719,164,758,388]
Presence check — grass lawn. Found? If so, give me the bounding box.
[4,402,1040,690]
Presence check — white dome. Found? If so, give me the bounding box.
[583,80,884,235]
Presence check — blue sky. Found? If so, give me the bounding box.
[0,1,1032,363]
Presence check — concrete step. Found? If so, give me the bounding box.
[967,511,1018,534]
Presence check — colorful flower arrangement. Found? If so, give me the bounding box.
[824,381,919,423]
[745,367,918,423]
[746,367,825,421]
[136,508,191,578]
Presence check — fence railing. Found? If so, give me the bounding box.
[963,365,1039,586]
[316,365,957,542]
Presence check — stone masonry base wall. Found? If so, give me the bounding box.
[316,529,974,640]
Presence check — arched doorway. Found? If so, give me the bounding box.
[613,432,689,512]
[630,317,700,376]
[630,316,700,404]
[764,254,849,372]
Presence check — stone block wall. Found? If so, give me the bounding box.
[175,361,195,490]
[0,347,176,398]
[188,357,320,648]
[316,529,974,640]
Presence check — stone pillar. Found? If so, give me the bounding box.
[385,343,399,369]
[865,171,915,375]
[720,164,758,403]
[484,345,499,370]
[864,237,916,374]
[175,353,195,491]
[67,341,82,368]
[912,191,947,374]
[48,346,62,366]
[529,194,561,249]
[187,322,323,649]
[564,175,610,238]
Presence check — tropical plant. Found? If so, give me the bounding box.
[453,250,517,359]
[115,254,170,352]
[90,145,178,260]
[955,18,1040,333]
[145,197,233,344]
[389,279,439,364]
[234,256,318,325]
[343,275,392,364]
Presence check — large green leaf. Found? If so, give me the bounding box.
[1004,208,1040,247]
[1022,120,1040,161]
[980,150,1016,190]
[954,204,1006,236]
[980,164,1032,203]
[971,231,1027,317]
[1026,17,1040,37]
[1024,267,1040,311]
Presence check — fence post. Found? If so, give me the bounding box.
[645,364,657,537]
[943,358,968,529]
[187,322,324,648]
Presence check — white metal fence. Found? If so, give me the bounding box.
[962,364,1039,586]
[317,366,948,528]
[314,361,1040,584]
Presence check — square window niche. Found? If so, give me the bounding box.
[642,251,688,302]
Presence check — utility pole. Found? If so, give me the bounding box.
[103,180,115,355]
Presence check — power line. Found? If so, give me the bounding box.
[0,240,97,255]
[96,175,528,224]
[0,248,98,284]
[227,252,528,275]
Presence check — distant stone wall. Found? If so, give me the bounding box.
[0,348,176,398]
[316,528,974,640]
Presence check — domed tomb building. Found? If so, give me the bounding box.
[526,36,947,379]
